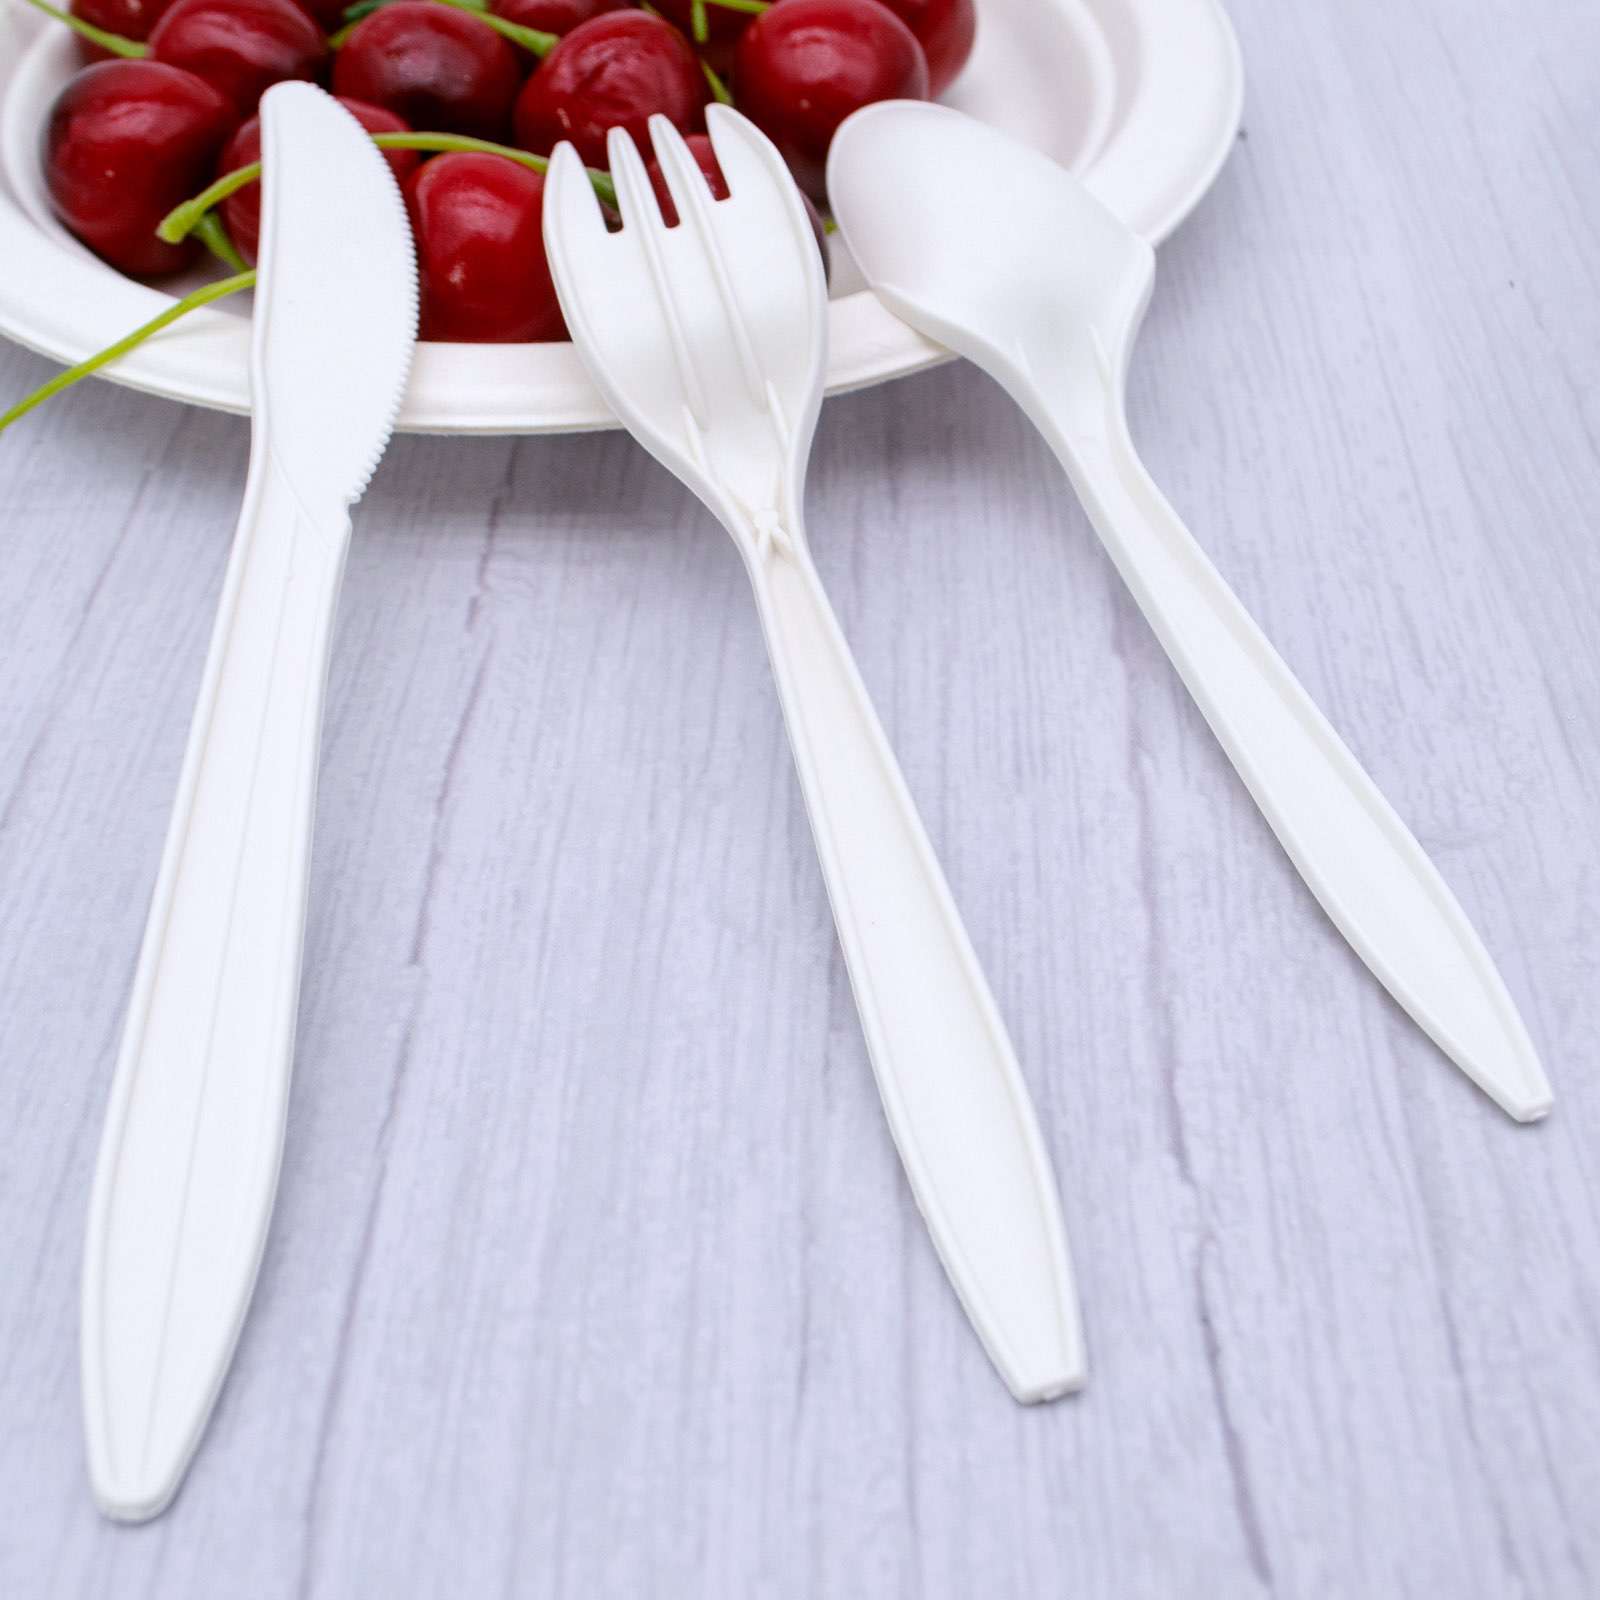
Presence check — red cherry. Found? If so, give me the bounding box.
[403,152,566,342]
[645,131,831,284]
[513,11,707,168]
[734,0,928,200]
[43,59,238,278]
[333,4,522,143]
[869,0,974,97]
[69,0,180,63]
[71,0,338,55]
[145,0,327,115]
[217,98,418,265]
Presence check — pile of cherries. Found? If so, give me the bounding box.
[40,0,976,340]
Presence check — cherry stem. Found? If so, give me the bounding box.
[690,0,707,42]
[428,0,554,51]
[329,0,555,52]
[157,131,616,245]
[194,211,248,271]
[0,270,255,438]
[340,0,485,20]
[16,0,146,56]
[701,57,732,106]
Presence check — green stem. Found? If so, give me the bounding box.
[341,0,483,18]
[193,211,248,272]
[434,0,555,52]
[701,57,733,106]
[0,271,255,438]
[157,163,260,241]
[383,131,617,208]
[17,0,146,56]
[690,0,707,42]
[330,0,555,52]
[158,131,616,245]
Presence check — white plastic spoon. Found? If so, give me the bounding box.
[828,101,1551,1123]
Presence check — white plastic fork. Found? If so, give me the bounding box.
[543,107,1085,1401]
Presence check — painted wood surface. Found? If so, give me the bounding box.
[1,0,1597,1592]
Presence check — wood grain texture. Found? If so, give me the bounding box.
[2,0,1598,1592]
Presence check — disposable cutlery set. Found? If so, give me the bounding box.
[80,84,1550,1521]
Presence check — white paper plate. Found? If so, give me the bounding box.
[0,0,1241,433]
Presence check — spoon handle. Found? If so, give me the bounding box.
[1055,402,1550,1122]
[82,458,347,1521]
[744,526,1085,1402]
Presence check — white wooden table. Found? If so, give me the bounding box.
[3,1,1598,1592]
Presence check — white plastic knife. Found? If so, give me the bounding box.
[81,82,418,1522]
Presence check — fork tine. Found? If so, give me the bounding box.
[606,126,664,234]
[543,141,614,356]
[703,101,786,207]
[647,114,769,411]
[647,114,716,232]
[700,104,826,301]
[545,140,609,254]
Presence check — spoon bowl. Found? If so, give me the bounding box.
[828,101,1154,433]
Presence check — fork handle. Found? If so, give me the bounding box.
[746,532,1085,1401]
[82,457,349,1522]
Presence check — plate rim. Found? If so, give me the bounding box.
[0,0,1243,435]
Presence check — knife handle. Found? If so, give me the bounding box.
[1055,398,1550,1122]
[82,457,350,1521]
[745,526,1085,1403]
